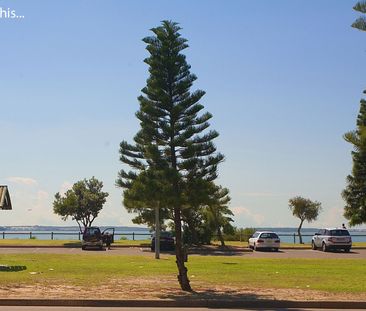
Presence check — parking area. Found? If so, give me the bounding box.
[1,247,366,259]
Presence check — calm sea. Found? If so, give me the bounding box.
[1,227,366,243]
[0,230,151,241]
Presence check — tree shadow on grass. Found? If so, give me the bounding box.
[63,242,81,248]
[159,288,260,301]
[0,265,26,272]
[159,290,311,310]
[140,245,249,256]
[187,245,249,257]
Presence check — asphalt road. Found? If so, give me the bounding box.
[0,308,365,311]
[1,247,366,259]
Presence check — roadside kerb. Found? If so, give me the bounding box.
[0,245,365,250]
[0,299,365,309]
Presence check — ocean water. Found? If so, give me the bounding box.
[0,231,151,241]
[1,227,365,243]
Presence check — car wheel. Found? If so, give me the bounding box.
[311,241,316,250]
[274,248,279,252]
[344,248,351,253]
[81,246,86,251]
[322,242,328,252]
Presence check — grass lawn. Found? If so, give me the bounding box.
[1,239,366,249]
[1,239,366,250]
[0,253,366,294]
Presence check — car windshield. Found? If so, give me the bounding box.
[84,228,101,236]
[330,229,350,236]
[260,233,279,239]
[153,232,173,238]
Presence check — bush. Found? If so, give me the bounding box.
[223,227,256,242]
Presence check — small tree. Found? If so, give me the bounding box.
[205,185,233,247]
[288,196,322,244]
[53,177,108,232]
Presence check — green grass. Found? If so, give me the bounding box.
[0,239,80,246]
[191,257,366,293]
[1,239,365,248]
[0,254,366,293]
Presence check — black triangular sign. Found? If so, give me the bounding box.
[0,186,12,210]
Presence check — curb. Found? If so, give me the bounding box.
[0,245,365,250]
[0,245,144,249]
[0,299,365,309]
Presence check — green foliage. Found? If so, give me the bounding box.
[354,1,366,13]
[181,183,233,246]
[288,196,322,223]
[347,3,366,223]
[343,97,366,226]
[223,227,256,242]
[122,169,173,230]
[53,177,108,232]
[117,20,225,213]
[119,236,128,241]
[352,2,366,31]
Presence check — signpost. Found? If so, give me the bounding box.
[0,186,12,210]
[155,205,160,259]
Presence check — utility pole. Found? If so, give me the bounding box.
[155,205,160,259]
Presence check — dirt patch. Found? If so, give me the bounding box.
[0,277,365,301]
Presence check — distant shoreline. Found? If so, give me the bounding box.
[0,226,365,232]
[0,225,150,232]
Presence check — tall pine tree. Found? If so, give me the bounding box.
[342,95,366,225]
[117,21,224,291]
[342,3,366,225]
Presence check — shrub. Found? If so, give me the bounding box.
[223,227,256,242]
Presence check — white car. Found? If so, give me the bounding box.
[248,231,280,251]
[312,228,352,252]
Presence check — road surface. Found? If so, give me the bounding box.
[1,247,366,259]
[0,308,365,311]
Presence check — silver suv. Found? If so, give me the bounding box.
[312,228,352,252]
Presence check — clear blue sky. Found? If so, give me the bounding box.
[1,0,365,229]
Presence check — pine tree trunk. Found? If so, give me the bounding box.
[217,227,225,247]
[174,207,192,291]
